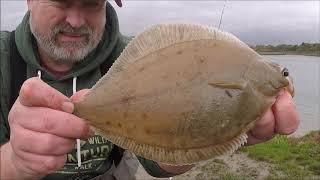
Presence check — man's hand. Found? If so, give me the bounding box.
[247,90,300,145]
[0,77,93,180]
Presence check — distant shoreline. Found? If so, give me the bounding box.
[257,51,320,57]
[252,43,320,57]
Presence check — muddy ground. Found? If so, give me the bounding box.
[134,151,275,180]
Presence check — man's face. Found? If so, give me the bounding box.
[27,0,107,63]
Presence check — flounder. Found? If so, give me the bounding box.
[73,24,294,165]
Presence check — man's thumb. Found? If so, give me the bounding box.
[70,89,90,102]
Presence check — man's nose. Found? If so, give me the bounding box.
[65,8,85,28]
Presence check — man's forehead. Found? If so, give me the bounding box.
[74,0,105,3]
[80,0,105,2]
[47,0,122,7]
[45,0,105,3]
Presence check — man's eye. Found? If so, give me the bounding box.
[82,0,104,10]
[85,2,99,6]
[50,0,65,4]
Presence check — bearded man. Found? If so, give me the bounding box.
[0,0,300,179]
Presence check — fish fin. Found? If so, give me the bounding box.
[208,80,248,90]
[91,126,249,165]
[99,24,248,81]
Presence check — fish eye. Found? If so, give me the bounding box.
[282,68,289,77]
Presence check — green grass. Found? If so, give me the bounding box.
[241,131,320,179]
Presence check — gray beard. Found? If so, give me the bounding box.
[29,16,104,63]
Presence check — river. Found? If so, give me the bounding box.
[264,55,320,136]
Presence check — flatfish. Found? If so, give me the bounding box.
[74,24,294,165]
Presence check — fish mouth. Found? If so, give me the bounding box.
[284,76,295,97]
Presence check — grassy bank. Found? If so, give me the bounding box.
[173,131,320,180]
[241,131,320,179]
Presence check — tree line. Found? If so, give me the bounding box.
[251,43,320,56]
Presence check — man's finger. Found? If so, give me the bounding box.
[246,132,267,145]
[273,91,300,135]
[19,77,74,113]
[11,125,75,156]
[246,108,275,145]
[70,89,90,102]
[13,106,92,139]
[12,150,66,175]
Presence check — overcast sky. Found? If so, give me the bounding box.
[1,1,319,45]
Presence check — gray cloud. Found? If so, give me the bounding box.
[1,1,319,45]
[115,1,319,45]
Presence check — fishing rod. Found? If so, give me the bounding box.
[218,0,228,30]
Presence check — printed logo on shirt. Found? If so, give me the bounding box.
[55,135,114,174]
